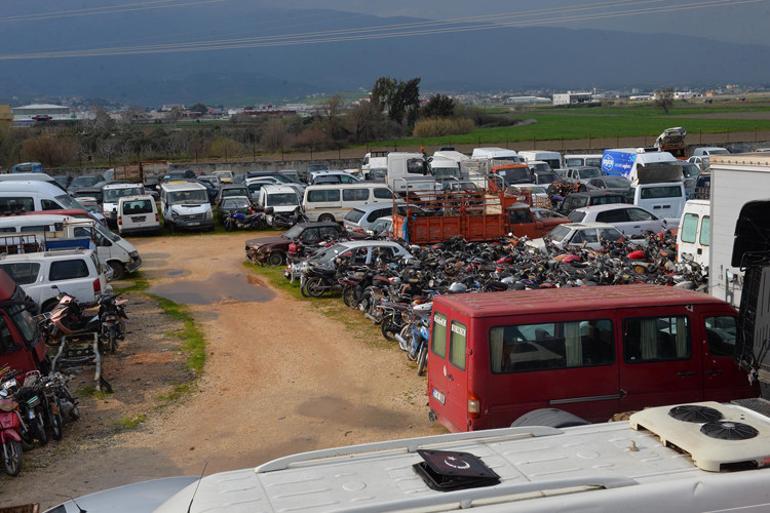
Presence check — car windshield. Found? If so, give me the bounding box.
[344,209,366,223]
[267,193,298,206]
[223,188,248,198]
[95,223,121,243]
[535,172,557,184]
[283,225,304,239]
[104,187,143,202]
[312,243,349,263]
[168,190,208,204]
[603,176,631,188]
[369,168,387,182]
[592,195,625,205]
[500,168,531,185]
[122,199,153,214]
[579,168,602,178]
[223,198,250,208]
[681,164,700,178]
[71,175,100,188]
[54,194,85,210]
[547,225,571,241]
[568,210,586,222]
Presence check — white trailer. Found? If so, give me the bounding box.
[709,153,770,305]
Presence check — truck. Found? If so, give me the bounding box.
[654,126,687,157]
[384,152,441,195]
[708,153,770,306]
[361,150,388,180]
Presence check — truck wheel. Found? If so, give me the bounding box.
[510,408,589,429]
[108,261,126,280]
[318,214,335,223]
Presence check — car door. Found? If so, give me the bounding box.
[618,310,702,411]
[596,208,632,234]
[626,207,661,235]
[697,311,757,401]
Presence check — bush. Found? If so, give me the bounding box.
[412,117,475,138]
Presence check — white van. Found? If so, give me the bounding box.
[0,248,110,311]
[160,182,214,231]
[0,214,142,279]
[117,195,160,235]
[629,182,687,220]
[0,181,86,214]
[302,184,394,222]
[563,153,603,168]
[677,199,710,266]
[102,183,145,225]
[257,185,300,223]
[518,150,563,169]
[471,147,524,163]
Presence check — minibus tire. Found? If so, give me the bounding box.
[318,214,335,223]
[510,408,589,429]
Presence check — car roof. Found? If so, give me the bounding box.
[305,184,383,190]
[0,180,66,194]
[221,195,251,202]
[161,182,206,192]
[569,190,626,198]
[261,185,296,193]
[336,240,405,249]
[0,248,94,262]
[118,195,154,202]
[103,182,142,190]
[434,283,725,318]
[574,203,641,213]
[563,222,617,229]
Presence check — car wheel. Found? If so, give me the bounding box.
[318,214,335,223]
[267,252,285,266]
[108,261,126,280]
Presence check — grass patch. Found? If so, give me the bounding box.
[147,294,206,376]
[114,273,150,294]
[157,382,197,404]
[77,385,113,400]
[243,261,387,348]
[114,413,146,430]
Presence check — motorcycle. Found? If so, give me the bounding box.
[0,395,22,476]
[224,210,266,231]
[98,294,128,354]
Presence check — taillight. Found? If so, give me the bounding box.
[468,393,481,419]
[117,216,122,225]
[155,213,159,222]
[93,278,101,294]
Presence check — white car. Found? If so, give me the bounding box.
[567,204,676,237]
[539,222,625,250]
[0,248,111,311]
[117,195,161,235]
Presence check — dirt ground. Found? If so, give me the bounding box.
[1,232,436,508]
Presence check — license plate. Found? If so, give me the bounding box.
[432,388,446,405]
[132,216,146,222]
[188,222,200,226]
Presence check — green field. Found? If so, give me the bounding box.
[381,102,770,147]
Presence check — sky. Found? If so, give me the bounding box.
[264,0,770,46]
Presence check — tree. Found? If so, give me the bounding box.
[421,94,456,118]
[207,136,243,160]
[655,88,674,114]
[371,77,398,113]
[261,118,290,152]
[369,76,421,127]
[346,99,389,143]
[20,133,77,167]
[189,103,208,114]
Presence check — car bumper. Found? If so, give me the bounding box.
[172,218,214,230]
[126,256,143,273]
[246,246,269,263]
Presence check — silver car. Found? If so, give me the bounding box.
[567,204,676,237]
[544,222,624,250]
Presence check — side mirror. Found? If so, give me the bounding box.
[264,207,274,215]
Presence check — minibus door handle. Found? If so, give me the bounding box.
[676,370,697,377]
[618,388,627,398]
[446,373,454,382]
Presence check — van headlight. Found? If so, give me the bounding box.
[205,210,213,219]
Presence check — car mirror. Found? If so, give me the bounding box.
[264,207,274,215]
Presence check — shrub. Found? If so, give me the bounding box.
[412,117,475,138]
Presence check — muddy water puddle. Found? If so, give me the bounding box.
[150,272,275,305]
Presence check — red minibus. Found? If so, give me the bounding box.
[427,284,757,432]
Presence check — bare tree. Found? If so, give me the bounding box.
[655,88,675,114]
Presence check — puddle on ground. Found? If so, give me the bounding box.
[296,395,411,429]
[149,272,275,305]
[144,268,192,280]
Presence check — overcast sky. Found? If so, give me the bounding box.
[267,0,770,46]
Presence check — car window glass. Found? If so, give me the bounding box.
[0,263,40,285]
[373,188,393,199]
[342,188,369,202]
[600,228,622,241]
[681,213,699,243]
[700,216,711,246]
[490,319,614,373]
[574,229,598,243]
[0,197,34,214]
[366,208,389,223]
[432,313,447,358]
[41,199,60,210]
[596,209,628,223]
[308,190,340,202]
[449,322,467,370]
[624,316,690,362]
[49,259,89,281]
[20,225,50,233]
[300,229,320,243]
[627,208,654,221]
[705,316,736,357]
[319,226,339,239]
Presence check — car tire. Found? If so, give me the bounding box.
[108,261,126,280]
[318,214,335,223]
[267,252,285,266]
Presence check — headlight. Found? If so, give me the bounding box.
[205,210,213,219]
[129,251,139,258]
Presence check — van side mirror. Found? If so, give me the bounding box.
[264,207,274,215]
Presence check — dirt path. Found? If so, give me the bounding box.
[2,233,436,508]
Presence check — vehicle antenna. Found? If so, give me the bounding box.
[186,461,209,513]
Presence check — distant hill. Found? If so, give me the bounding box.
[1,2,769,104]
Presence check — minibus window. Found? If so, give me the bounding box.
[489,319,614,373]
[681,213,698,243]
[623,316,690,363]
[432,313,447,358]
[450,322,467,370]
[342,189,369,201]
[705,316,736,357]
[699,216,711,246]
[308,190,340,202]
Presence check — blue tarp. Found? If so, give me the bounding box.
[601,151,637,177]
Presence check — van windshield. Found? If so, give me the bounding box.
[578,168,602,178]
[267,193,299,206]
[499,168,531,185]
[104,187,143,202]
[54,194,85,210]
[95,223,121,243]
[168,190,208,204]
[122,199,153,214]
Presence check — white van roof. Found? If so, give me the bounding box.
[0,173,56,183]
[261,185,297,195]
[305,183,386,191]
[161,182,206,192]
[0,180,69,195]
[152,402,770,513]
[103,182,143,191]
[0,214,91,228]
[0,248,94,262]
[519,150,562,158]
[433,150,470,162]
[472,147,518,158]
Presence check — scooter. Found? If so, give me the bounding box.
[0,375,23,476]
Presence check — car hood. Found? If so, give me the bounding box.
[170,204,208,215]
[245,236,286,249]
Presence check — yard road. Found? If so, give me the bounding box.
[3,233,436,508]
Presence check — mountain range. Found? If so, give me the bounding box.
[1,1,769,105]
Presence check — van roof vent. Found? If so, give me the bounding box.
[413,449,500,492]
[668,404,723,423]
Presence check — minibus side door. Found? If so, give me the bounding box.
[619,309,702,411]
[697,308,758,402]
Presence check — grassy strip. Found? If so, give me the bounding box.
[243,261,389,349]
[114,413,147,431]
[146,294,206,376]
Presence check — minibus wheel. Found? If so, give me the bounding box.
[511,408,589,429]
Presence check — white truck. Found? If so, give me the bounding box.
[708,153,770,305]
[384,152,440,195]
[361,151,388,180]
[429,151,467,183]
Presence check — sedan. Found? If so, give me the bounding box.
[538,222,625,251]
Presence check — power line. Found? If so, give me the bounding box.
[0,0,229,23]
[0,0,764,60]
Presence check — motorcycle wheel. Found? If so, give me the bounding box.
[109,331,117,354]
[301,278,324,298]
[398,325,411,353]
[33,414,48,446]
[380,315,398,341]
[342,287,357,308]
[417,345,428,377]
[2,440,22,476]
[50,404,64,441]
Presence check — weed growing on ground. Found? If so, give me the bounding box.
[147,294,206,376]
[77,385,113,400]
[114,413,146,431]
